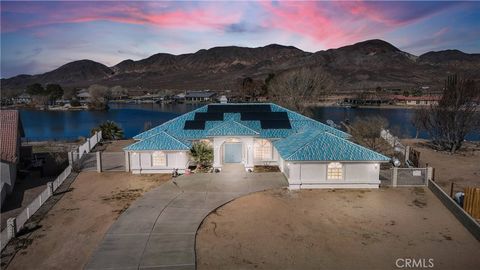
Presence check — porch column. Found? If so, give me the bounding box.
[245,138,254,170]
[125,152,130,172]
[213,138,222,170]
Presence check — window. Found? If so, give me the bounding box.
[152,151,167,166]
[254,139,272,160]
[327,162,343,180]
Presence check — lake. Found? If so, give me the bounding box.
[19,103,479,141]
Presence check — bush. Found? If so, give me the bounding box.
[190,141,213,170]
[70,99,81,107]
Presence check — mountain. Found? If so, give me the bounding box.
[2,40,479,94]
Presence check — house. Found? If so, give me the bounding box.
[392,95,440,106]
[76,89,92,102]
[12,93,32,104]
[124,103,390,189]
[132,93,163,103]
[1,110,24,204]
[185,91,217,102]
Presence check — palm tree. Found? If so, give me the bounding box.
[91,121,124,140]
[190,141,213,170]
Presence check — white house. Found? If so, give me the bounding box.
[124,103,390,189]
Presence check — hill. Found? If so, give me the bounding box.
[2,40,479,94]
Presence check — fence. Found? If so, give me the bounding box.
[464,187,480,220]
[428,180,480,241]
[1,165,71,250]
[380,167,431,187]
[1,132,102,251]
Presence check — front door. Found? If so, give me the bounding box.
[224,143,242,163]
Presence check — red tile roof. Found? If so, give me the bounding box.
[1,110,23,163]
[391,95,441,101]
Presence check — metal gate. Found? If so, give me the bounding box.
[380,168,428,187]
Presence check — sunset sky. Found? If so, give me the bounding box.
[1,1,479,78]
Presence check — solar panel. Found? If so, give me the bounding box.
[241,112,288,121]
[207,104,271,113]
[194,112,224,121]
[260,120,292,129]
[184,120,206,130]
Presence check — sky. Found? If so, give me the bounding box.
[1,1,479,78]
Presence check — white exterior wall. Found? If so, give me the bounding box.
[1,161,16,204]
[283,161,381,189]
[129,151,189,174]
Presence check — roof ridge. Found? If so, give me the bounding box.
[284,130,324,159]
[161,130,190,148]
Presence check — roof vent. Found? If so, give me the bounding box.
[219,95,228,104]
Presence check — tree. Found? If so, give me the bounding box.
[46,84,64,103]
[88,84,110,110]
[91,121,124,140]
[26,83,45,96]
[190,141,213,170]
[268,67,332,116]
[413,75,479,153]
[349,116,392,154]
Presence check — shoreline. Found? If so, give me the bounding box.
[5,103,424,111]
[312,103,422,110]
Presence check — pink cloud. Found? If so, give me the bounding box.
[259,1,367,48]
[2,2,241,33]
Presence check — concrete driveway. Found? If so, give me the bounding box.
[85,164,287,270]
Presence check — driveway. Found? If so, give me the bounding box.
[85,164,287,270]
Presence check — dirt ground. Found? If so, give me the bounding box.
[197,188,480,270]
[5,171,170,270]
[402,139,480,194]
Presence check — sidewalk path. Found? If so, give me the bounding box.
[85,164,287,270]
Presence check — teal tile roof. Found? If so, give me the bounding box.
[273,129,390,162]
[125,103,388,162]
[207,120,259,137]
[125,131,191,151]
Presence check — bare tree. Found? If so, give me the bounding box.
[349,116,392,154]
[88,84,110,110]
[413,75,479,153]
[268,67,332,115]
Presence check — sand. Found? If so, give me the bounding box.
[196,188,480,270]
[402,139,480,194]
[4,171,170,270]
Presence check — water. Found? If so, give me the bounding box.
[19,104,479,141]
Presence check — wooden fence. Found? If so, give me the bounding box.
[464,187,480,219]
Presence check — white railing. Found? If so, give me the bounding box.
[1,131,102,251]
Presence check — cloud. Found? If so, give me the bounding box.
[1,1,242,33]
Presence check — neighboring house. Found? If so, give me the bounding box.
[124,103,390,189]
[392,95,440,106]
[12,93,32,104]
[132,93,163,103]
[185,91,217,102]
[1,110,24,204]
[76,89,92,102]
